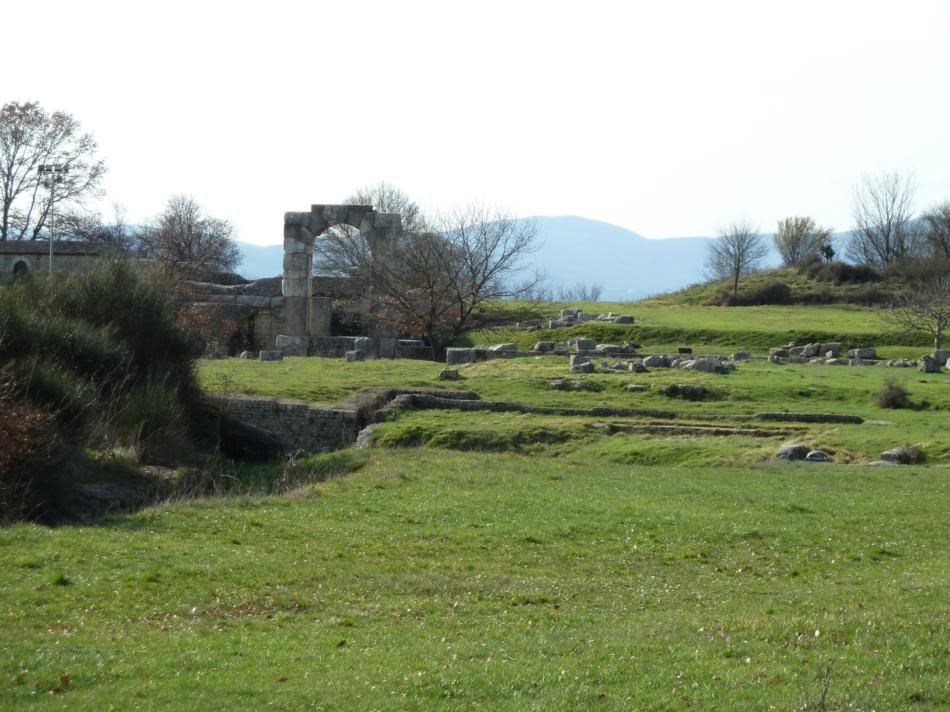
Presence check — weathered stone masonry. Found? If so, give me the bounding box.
[278,204,402,355]
[218,395,359,452]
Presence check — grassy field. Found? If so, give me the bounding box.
[4,303,949,709]
[200,354,950,465]
[2,450,947,709]
[462,302,927,352]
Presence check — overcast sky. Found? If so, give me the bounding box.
[6,0,950,244]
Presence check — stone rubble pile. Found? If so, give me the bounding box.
[568,352,737,375]
[769,341,948,372]
[547,308,635,328]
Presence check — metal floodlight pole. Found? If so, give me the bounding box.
[38,164,68,273]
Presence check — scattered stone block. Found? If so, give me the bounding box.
[918,355,941,373]
[682,357,730,373]
[659,383,709,400]
[438,368,460,381]
[533,341,555,353]
[642,354,668,367]
[275,334,308,356]
[445,348,476,365]
[570,361,595,374]
[848,347,876,359]
[880,446,914,464]
[731,350,752,361]
[805,450,829,462]
[933,349,950,364]
[259,350,283,361]
[353,336,374,354]
[775,443,809,461]
[569,338,594,352]
[345,350,365,362]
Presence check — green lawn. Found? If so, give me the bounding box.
[5,304,949,709]
[200,355,950,465]
[2,450,946,709]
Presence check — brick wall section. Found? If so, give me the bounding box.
[218,395,359,452]
[252,311,284,352]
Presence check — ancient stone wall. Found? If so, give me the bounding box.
[218,395,359,452]
[251,311,283,352]
[309,336,361,358]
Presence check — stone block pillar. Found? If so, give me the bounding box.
[278,214,313,355]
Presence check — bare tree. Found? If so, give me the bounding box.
[705,220,768,296]
[882,273,950,351]
[137,195,239,280]
[314,199,539,356]
[314,182,423,277]
[923,201,950,259]
[847,171,923,269]
[0,101,106,241]
[774,216,832,267]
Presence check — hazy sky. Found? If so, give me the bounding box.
[6,0,950,245]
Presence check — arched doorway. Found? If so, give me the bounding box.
[278,204,401,354]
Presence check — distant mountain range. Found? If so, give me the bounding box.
[237,216,851,300]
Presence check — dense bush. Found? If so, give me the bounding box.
[876,380,911,409]
[805,260,881,284]
[0,374,61,521]
[0,259,202,519]
[718,281,793,306]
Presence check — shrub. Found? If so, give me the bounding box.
[0,376,61,521]
[805,261,881,284]
[720,281,793,306]
[0,259,205,519]
[876,380,911,409]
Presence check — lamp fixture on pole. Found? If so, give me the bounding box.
[38,163,69,273]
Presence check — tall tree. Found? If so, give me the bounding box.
[137,195,239,280]
[314,196,539,356]
[314,181,424,276]
[922,201,950,259]
[774,216,832,267]
[705,220,768,296]
[846,171,922,269]
[882,273,950,351]
[0,101,106,241]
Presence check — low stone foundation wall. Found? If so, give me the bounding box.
[396,344,434,360]
[309,336,360,358]
[218,395,359,453]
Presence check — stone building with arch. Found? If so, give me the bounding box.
[0,240,109,284]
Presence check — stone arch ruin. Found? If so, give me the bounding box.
[277,204,401,355]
